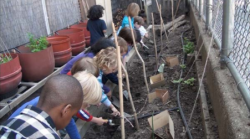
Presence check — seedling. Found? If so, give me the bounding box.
[183,77,196,86]
[180,64,186,69]
[183,39,194,54]
[26,33,49,52]
[0,54,12,64]
[172,78,183,84]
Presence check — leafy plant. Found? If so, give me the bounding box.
[180,64,186,69]
[26,33,48,52]
[183,77,196,86]
[0,54,12,64]
[172,78,183,84]
[183,38,194,54]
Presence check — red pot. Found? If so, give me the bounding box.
[17,46,55,82]
[71,23,90,47]
[0,53,22,96]
[56,28,86,56]
[47,35,72,67]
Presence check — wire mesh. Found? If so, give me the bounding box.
[0,0,47,51]
[229,0,250,89]
[211,0,223,47]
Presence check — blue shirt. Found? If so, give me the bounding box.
[87,19,107,45]
[121,16,134,28]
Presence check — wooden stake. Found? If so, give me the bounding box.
[112,23,125,139]
[151,13,158,69]
[159,5,163,55]
[121,63,139,130]
[128,17,150,94]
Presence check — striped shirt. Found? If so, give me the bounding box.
[0,105,59,139]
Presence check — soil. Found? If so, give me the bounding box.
[84,8,219,139]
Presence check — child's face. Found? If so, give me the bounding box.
[134,22,141,29]
[102,65,118,74]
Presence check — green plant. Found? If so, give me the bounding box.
[0,54,12,64]
[183,77,196,86]
[26,33,48,52]
[180,64,186,69]
[183,39,194,54]
[172,78,183,84]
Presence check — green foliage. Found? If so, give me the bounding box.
[183,38,194,54]
[172,78,183,84]
[26,33,48,53]
[183,77,196,86]
[180,64,186,69]
[0,54,12,64]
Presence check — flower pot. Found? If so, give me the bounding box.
[47,35,72,67]
[0,53,22,98]
[17,45,55,82]
[71,23,90,47]
[56,28,86,56]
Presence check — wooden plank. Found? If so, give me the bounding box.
[147,110,170,130]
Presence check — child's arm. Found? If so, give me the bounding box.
[101,92,120,116]
[65,118,81,139]
[91,117,108,125]
[76,109,93,122]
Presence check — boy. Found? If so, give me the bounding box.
[0,75,83,139]
[134,16,148,39]
[87,5,107,45]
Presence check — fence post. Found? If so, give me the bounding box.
[221,0,250,111]
[205,0,212,30]
[199,0,203,19]
[41,0,51,35]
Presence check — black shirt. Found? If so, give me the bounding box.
[87,19,107,45]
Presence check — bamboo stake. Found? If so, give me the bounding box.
[151,13,158,69]
[112,23,125,139]
[159,5,163,55]
[121,63,139,130]
[128,17,150,94]
[155,0,169,42]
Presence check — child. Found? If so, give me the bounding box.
[1,75,83,138]
[87,5,107,45]
[121,3,140,28]
[134,16,148,39]
[69,57,120,124]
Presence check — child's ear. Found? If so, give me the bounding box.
[61,104,72,117]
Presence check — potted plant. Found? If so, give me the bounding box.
[0,53,22,100]
[47,35,72,67]
[71,22,90,47]
[17,33,55,82]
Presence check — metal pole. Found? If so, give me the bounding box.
[221,0,250,111]
[206,0,212,30]
[199,0,203,18]
[41,0,51,35]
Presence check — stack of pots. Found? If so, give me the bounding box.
[71,20,90,47]
[47,35,72,67]
[0,53,22,100]
[56,28,85,56]
[17,45,55,82]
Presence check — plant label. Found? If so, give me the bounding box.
[166,115,175,139]
[150,73,165,89]
[147,110,170,130]
[148,89,169,104]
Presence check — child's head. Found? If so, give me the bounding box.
[71,57,99,77]
[118,27,141,45]
[116,37,128,56]
[88,37,116,55]
[87,5,105,20]
[73,71,102,109]
[126,3,140,17]
[94,47,118,75]
[134,16,144,29]
[37,75,83,130]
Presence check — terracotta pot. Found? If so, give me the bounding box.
[17,45,55,82]
[0,53,22,97]
[56,28,86,56]
[47,35,72,67]
[71,23,91,47]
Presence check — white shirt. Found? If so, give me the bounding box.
[139,26,147,37]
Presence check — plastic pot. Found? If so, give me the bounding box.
[17,45,55,82]
[0,53,22,98]
[71,23,90,47]
[56,28,86,56]
[47,35,72,67]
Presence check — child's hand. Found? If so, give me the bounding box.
[92,117,108,126]
[96,102,102,107]
[110,105,120,116]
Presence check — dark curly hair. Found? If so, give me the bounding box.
[87,5,104,20]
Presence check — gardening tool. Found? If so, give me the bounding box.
[140,40,149,49]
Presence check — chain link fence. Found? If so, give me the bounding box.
[191,0,250,89]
